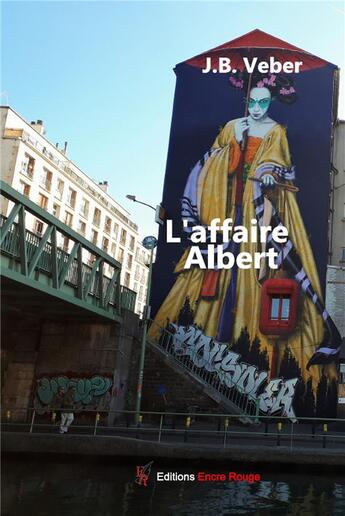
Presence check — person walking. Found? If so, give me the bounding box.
[53,386,75,434]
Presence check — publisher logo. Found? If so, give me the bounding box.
[135,461,154,487]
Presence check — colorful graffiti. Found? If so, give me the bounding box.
[170,323,297,418]
[34,375,112,410]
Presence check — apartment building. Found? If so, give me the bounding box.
[0,106,150,316]
[326,119,345,338]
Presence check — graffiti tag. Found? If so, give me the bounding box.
[170,324,297,418]
[36,375,112,406]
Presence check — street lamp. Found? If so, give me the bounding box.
[126,194,163,423]
[135,234,158,424]
[126,194,156,212]
[127,194,166,226]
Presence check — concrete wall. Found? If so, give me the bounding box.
[1,316,41,417]
[1,310,140,422]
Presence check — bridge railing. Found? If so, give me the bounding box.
[2,406,344,450]
[0,180,136,318]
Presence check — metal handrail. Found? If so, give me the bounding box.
[146,319,260,420]
[2,406,345,422]
[2,407,344,450]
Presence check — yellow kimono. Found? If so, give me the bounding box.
[149,120,336,388]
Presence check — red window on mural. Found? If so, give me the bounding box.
[270,295,291,321]
[259,279,299,336]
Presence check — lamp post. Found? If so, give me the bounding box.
[126,194,161,423]
[126,194,165,226]
[126,194,155,212]
[135,235,157,424]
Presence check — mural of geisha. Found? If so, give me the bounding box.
[148,66,341,415]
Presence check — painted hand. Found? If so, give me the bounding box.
[262,174,276,189]
[234,117,249,143]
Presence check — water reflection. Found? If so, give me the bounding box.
[2,459,345,516]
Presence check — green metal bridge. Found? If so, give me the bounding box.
[0,180,136,323]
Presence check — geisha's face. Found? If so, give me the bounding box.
[248,87,272,121]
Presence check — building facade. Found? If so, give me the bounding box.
[326,119,345,339]
[0,106,150,316]
[329,119,345,266]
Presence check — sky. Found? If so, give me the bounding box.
[1,0,344,238]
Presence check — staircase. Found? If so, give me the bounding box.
[147,320,259,424]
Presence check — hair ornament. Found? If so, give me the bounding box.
[280,86,296,95]
[257,74,276,88]
[229,76,244,88]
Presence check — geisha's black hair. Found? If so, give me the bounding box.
[229,70,297,105]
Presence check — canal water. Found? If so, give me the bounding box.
[2,458,345,516]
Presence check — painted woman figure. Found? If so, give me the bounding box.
[149,71,340,390]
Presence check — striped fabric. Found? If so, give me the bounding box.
[181,148,228,261]
[253,166,341,367]
[255,161,296,182]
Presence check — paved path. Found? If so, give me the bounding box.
[3,431,345,469]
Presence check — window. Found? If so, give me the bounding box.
[21,153,35,179]
[117,247,124,263]
[78,220,86,236]
[34,219,44,236]
[62,237,69,253]
[138,285,144,302]
[56,179,64,200]
[260,279,298,336]
[134,282,138,292]
[93,208,101,227]
[340,365,345,383]
[113,223,119,240]
[341,248,345,263]
[102,237,109,252]
[135,265,140,281]
[104,216,112,234]
[66,187,77,208]
[136,248,146,265]
[52,203,60,218]
[270,296,291,321]
[124,272,130,287]
[40,168,52,191]
[88,252,96,266]
[120,228,127,245]
[18,181,30,197]
[80,198,89,218]
[38,193,48,210]
[129,235,135,251]
[111,242,117,257]
[127,253,133,270]
[64,211,73,227]
[91,230,98,245]
[140,268,147,284]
